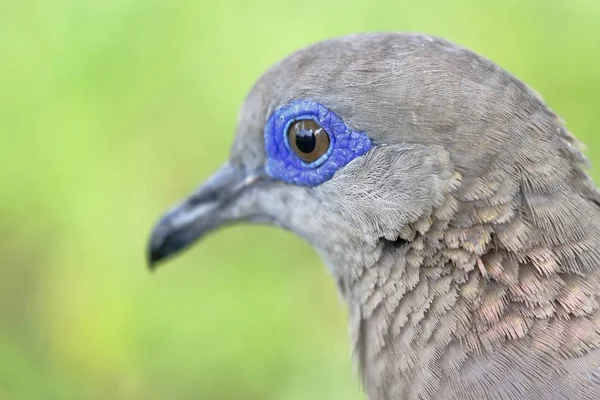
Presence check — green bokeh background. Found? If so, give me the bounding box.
[1,0,599,399]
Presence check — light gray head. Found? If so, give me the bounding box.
[148,33,600,399]
[149,32,594,274]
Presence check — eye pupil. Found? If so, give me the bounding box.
[295,129,316,153]
[287,119,330,163]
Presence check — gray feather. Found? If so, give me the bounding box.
[177,33,600,399]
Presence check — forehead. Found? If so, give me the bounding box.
[230,34,426,165]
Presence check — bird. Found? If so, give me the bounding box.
[147,33,600,399]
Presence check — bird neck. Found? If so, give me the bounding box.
[340,158,600,397]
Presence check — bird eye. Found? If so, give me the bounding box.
[287,119,331,163]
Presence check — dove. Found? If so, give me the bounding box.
[148,33,600,399]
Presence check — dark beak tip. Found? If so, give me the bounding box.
[146,224,172,271]
[146,243,162,272]
[146,248,161,272]
[146,218,194,271]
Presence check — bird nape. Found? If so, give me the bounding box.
[147,33,600,400]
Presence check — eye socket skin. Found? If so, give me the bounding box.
[264,99,372,186]
[287,119,331,163]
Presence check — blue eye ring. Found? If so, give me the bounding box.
[265,99,372,186]
[282,116,335,168]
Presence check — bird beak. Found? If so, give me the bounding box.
[147,163,267,269]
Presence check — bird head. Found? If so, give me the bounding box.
[149,33,596,280]
[149,34,469,273]
[150,32,598,272]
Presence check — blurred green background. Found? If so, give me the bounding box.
[1,0,599,399]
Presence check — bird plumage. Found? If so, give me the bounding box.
[149,33,600,399]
